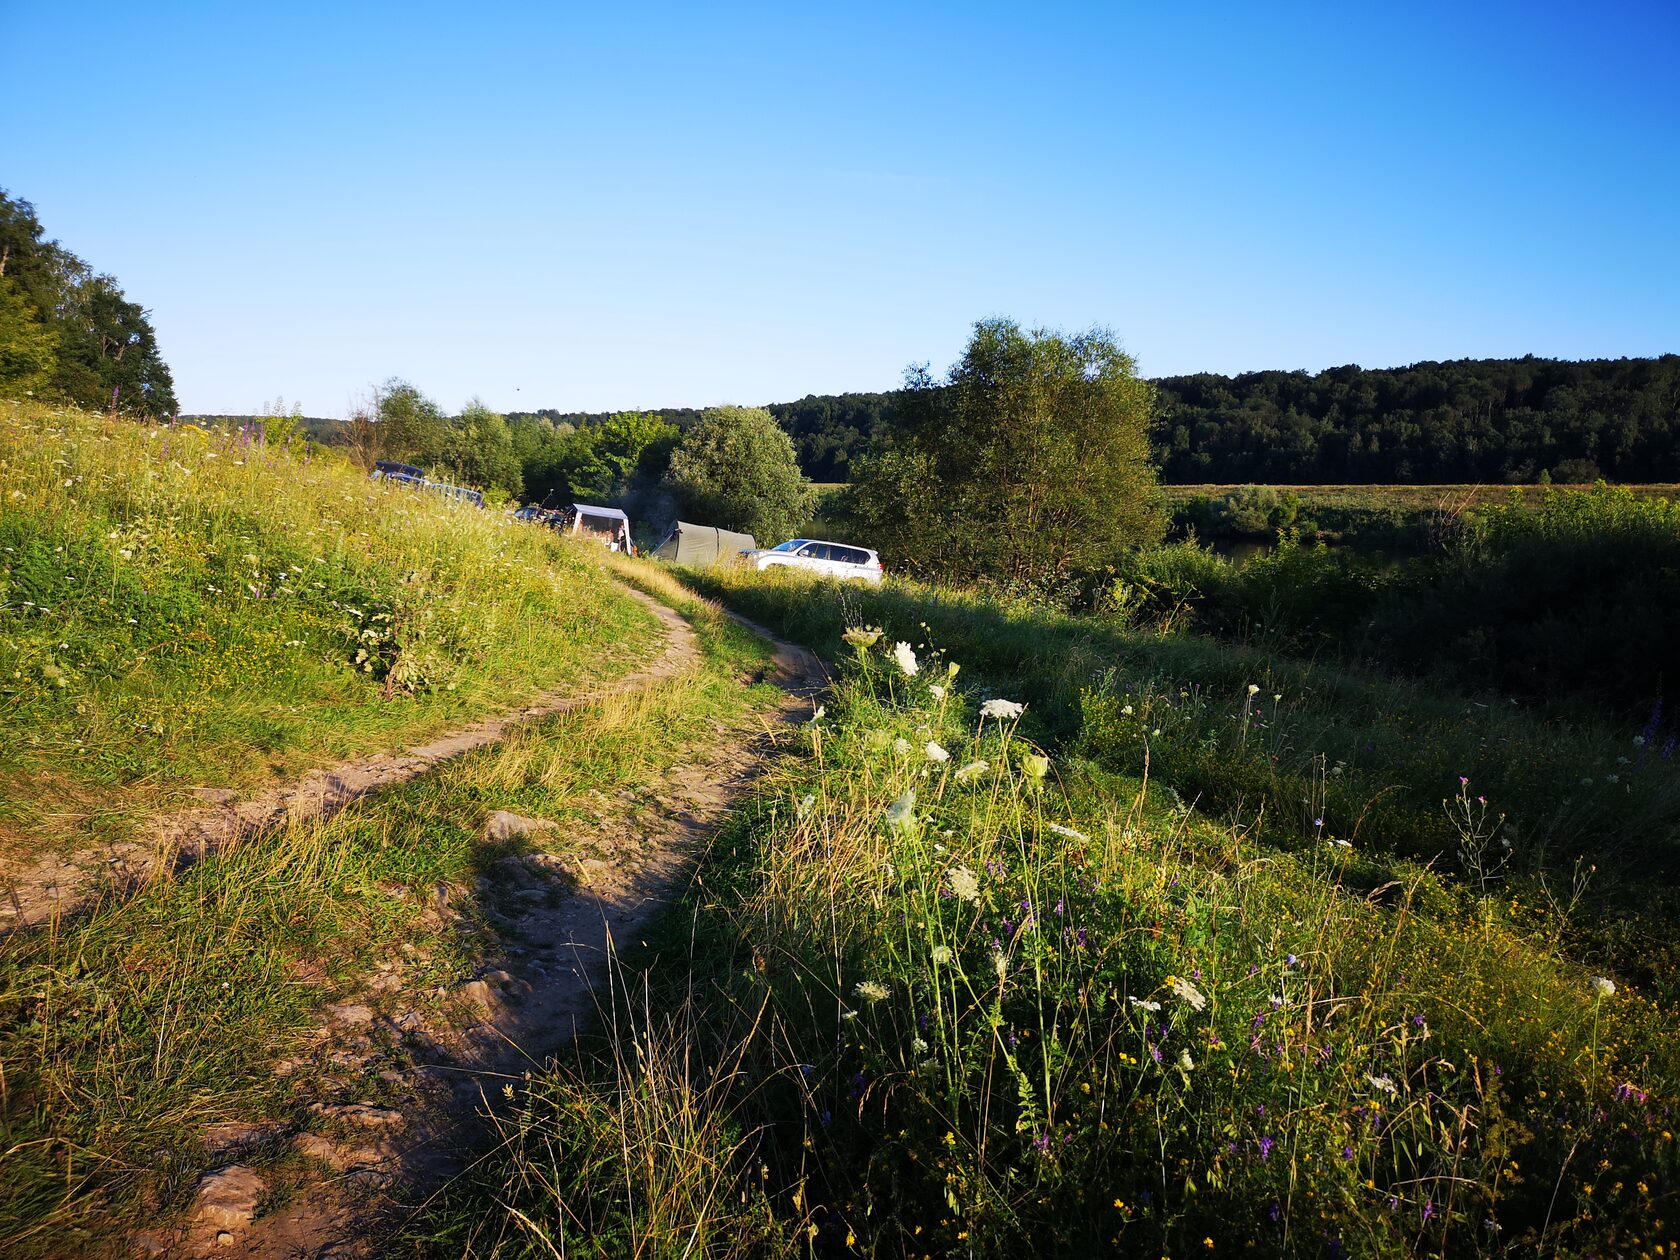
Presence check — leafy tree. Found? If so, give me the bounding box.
[665,406,815,542]
[0,277,58,395]
[443,398,523,497]
[851,320,1165,593]
[0,189,176,416]
[375,379,448,467]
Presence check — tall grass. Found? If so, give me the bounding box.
[0,582,778,1252]
[451,632,1680,1256]
[0,401,656,858]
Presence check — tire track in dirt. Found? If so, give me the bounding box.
[145,600,828,1259]
[0,587,701,934]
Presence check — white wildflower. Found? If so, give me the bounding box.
[854,980,890,1004]
[980,698,1024,721]
[912,1036,929,1055]
[953,760,990,783]
[947,865,981,905]
[992,950,1009,982]
[1128,997,1162,1012]
[931,945,954,966]
[929,684,946,700]
[1246,683,1260,695]
[892,641,919,677]
[893,737,912,756]
[842,626,882,649]
[1121,704,1134,716]
[1168,975,1208,1011]
[925,741,950,763]
[807,704,826,724]
[1022,754,1049,780]
[1365,1073,1398,1096]
[1633,735,1646,747]
[1046,822,1088,841]
[1590,975,1616,1000]
[884,790,916,832]
[1178,1049,1195,1071]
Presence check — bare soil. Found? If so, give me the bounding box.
[1,588,700,934]
[133,601,826,1259]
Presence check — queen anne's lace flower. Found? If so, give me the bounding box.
[1046,822,1088,841]
[954,760,990,783]
[1591,975,1616,999]
[892,641,919,676]
[842,626,883,649]
[1022,754,1049,780]
[854,980,890,1003]
[980,698,1024,720]
[947,865,981,904]
[925,741,950,763]
[1168,975,1208,1010]
[884,790,916,832]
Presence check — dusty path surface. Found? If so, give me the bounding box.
[1,588,701,934]
[139,598,827,1260]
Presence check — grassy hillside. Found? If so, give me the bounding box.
[0,545,781,1251]
[435,564,1680,1257]
[0,401,659,860]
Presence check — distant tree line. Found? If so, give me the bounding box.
[530,356,1678,487]
[1153,356,1680,484]
[0,190,177,416]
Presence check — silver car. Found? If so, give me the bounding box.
[747,538,884,583]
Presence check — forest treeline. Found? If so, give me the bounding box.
[0,191,176,417]
[510,355,1680,486]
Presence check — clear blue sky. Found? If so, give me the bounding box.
[4,1,1676,416]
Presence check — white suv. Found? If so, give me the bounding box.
[747,538,884,584]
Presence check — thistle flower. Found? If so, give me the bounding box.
[885,790,916,832]
[980,698,1025,720]
[954,760,990,783]
[1590,975,1616,999]
[892,641,919,676]
[947,865,981,905]
[854,980,890,1004]
[1168,975,1208,1011]
[842,626,882,649]
[925,741,950,763]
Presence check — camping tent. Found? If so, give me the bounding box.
[566,503,632,551]
[651,521,757,567]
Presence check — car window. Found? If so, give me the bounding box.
[835,546,867,565]
[771,540,805,553]
[797,543,828,559]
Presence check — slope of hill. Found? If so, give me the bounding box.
[0,400,660,862]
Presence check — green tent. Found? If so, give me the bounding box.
[651,521,757,567]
